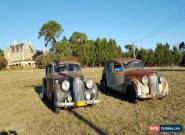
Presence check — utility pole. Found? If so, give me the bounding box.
[133,44,136,59]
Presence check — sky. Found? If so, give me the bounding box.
[0,0,185,51]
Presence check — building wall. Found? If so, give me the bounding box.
[4,42,36,68]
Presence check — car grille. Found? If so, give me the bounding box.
[72,77,84,101]
[149,75,159,95]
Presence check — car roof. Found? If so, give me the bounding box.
[48,60,80,66]
[110,58,142,63]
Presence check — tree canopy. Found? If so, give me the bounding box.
[36,20,183,68]
[38,20,63,47]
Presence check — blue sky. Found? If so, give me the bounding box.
[0,0,185,51]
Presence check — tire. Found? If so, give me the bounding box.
[52,93,60,114]
[127,85,139,104]
[40,86,46,99]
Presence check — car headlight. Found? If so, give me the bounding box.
[62,80,70,91]
[141,76,148,85]
[85,93,91,100]
[86,80,94,89]
[159,75,166,83]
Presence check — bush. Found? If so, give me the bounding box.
[0,56,7,70]
[35,53,65,68]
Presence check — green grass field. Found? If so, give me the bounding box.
[0,68,185,135]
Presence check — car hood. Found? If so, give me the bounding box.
[54,71,83,80]
[124,69,157,77]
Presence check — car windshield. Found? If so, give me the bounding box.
[54,64,81,72]
[124,61,144,69]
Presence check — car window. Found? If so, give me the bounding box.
[124,61,144,69]
[114,62,122,72]
[55,64,80,72]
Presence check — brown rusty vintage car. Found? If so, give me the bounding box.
[101,58,169,103]
[42,61,100,113]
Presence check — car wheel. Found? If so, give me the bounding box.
[127,85,138,104]
[40,86,46,99]
[101,75,107,90]
[52,93,60,114]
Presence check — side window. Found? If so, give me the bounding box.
[114,62,122,72]
[107,62,112,71]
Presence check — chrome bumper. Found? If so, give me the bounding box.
[137,92,168,99]
[56,100,100,107]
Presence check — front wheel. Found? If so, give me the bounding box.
[40,86,46,99]
[127,85,139,104]
[52,93,60,114]
[101,74,107,90]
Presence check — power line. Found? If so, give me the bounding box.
[129,4,185,44]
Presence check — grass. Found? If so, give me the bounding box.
[0,68,185,135]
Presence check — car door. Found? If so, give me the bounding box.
[110,61,125,93]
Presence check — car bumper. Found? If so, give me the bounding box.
[56,100,100,107]
[137,92,168,99]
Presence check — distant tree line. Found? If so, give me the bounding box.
[0,20,184,70]
[36,20,184,68]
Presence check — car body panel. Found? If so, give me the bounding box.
[43,60,99,108]
[101,58,169,99]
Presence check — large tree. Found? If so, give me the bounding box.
[69,32,87,45]
[38,20,63,47]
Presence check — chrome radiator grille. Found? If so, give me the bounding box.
[72,77,84,101]
[149,75,159,94]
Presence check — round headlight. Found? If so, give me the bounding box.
[62,80,70,91]
[159,75,166,83]
[141,76,148,85]
[85,93,91,100]
[86,80,94,89]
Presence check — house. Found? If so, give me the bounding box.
[4,41,39,68]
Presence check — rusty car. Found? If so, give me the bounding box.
[42,60,100,113]
[100,58,169,103]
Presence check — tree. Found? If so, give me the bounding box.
[171,46,182,65]
[38,20,63,47]
[124,44,134,58]
[69,32,87,45]
[52,41,72,58]
[0,49,7,70]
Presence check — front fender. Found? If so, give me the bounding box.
[128,79,149,96]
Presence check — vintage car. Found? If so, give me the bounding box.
[42,60,99,113]
[101,58,169,103]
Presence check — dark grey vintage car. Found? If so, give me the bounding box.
[42,60,100,113]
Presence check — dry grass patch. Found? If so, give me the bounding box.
[0,68,184,135]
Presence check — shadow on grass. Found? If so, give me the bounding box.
[69,109,106,135]
[96,83,127,101]
[0,130,17,135]
[32,85,106,135]
[33,85,54,112]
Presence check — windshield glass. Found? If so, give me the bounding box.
[54,64,81,72]
[124,61,144,69]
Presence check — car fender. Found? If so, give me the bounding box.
[127,79,142,96]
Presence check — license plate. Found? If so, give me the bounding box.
[75,101,86,107]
